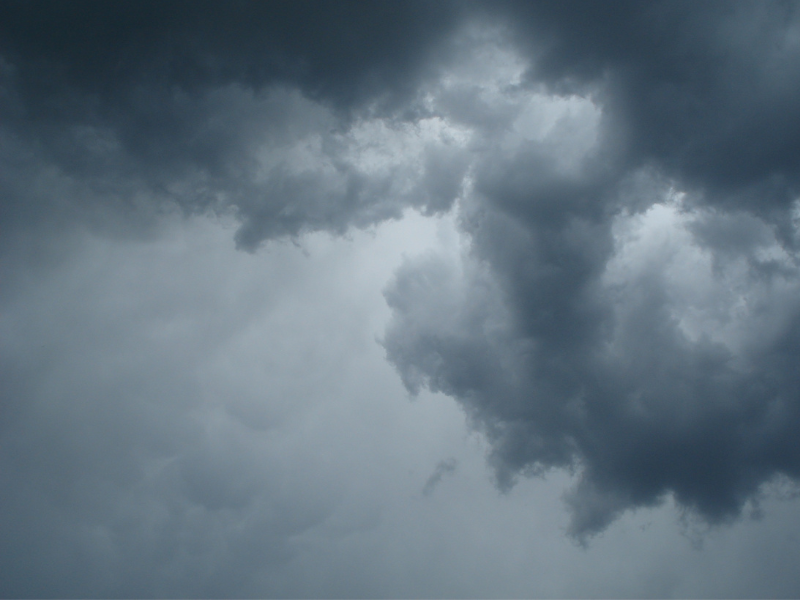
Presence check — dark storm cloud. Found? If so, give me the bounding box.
[502,0,800,214]
[385,0,800,539]
[0,0,467,251]
[0,0,459,109]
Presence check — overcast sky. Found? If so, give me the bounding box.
[3,1,800,597]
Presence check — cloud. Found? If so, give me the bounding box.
[4,0,800,573]
[504,0,800,213]
[422,458,458,496]
[0,211,468,597]
[0,1,470,253]
[384,0,800,540]
[0,220,333,596]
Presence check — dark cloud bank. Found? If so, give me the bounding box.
[3,0,800,594]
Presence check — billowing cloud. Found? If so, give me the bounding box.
[4,2,800,595]
[384,0,800,539]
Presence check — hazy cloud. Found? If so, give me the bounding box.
[0,0,469,253]
[422,458,458,497]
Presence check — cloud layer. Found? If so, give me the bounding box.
[3,5,800,594]
[0,0,468,252]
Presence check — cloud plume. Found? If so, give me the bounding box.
[384,0,800,539]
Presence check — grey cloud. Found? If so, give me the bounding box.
[0,1,462,112]
[0,229,332,597]
[384,0,800,540]
[384,193,800,537]
[1,217,449,597]
[501,0,800,214]
[0,78,467,254]
[0,1,469,253]
[6,0,800,589]
[4,1,798,244]
[422,458,458,497]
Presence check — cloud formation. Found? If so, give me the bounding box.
[0,0,467,251]
[422,458,458,497]
[384,0,800,538]
[3,3,800,586]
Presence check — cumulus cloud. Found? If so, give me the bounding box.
[384,0,800,539]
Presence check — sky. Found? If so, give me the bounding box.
[2,1,800,597]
